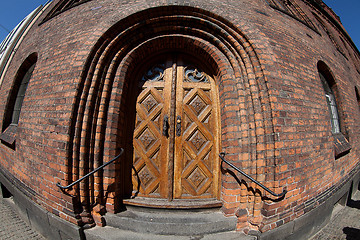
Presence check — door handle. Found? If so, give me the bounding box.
[163,114,169,137]
[176,116,181,136]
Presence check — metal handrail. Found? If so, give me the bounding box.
[219,152,287,198]
[57,148,124,190]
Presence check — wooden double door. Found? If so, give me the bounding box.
[130,56,220,206]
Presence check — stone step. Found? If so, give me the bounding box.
[84,226,256,240]
[84,205,258,239]
[104,206,238,236]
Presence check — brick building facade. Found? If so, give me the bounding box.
[0,0,359,239]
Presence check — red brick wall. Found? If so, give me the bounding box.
[0,0,359,233]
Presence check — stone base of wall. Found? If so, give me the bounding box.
[0,169,84,240]
[255,166,360,240]
[1,164,359,240]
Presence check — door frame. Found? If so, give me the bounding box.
[122,52,222,208]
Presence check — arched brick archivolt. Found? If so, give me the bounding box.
[64,6,278,230]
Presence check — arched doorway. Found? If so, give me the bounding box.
[123,54,221,208]
[67,6,274,228]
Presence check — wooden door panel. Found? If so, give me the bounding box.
[131,58,220,204]
[174,63,219,199]
[132,63,172,198]
[183,104,213,141]
[180,148,214,195]
[132,89,164,197]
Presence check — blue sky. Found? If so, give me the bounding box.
[0,1,359,50]
[0,0,47,41]
[324,0,360,50]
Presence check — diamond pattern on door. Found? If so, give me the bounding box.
[201,150,212,172]
[182,150,193,170]
[138,165,155,187]
[188,95,207,116]
[174,62,219,200]
[131,58,220,203]
[188,167,207,189]
[140,93,158,114]
[182,162,212,196]
[132,65,171,198]
[187,129,208,152]
[137,128,157,151]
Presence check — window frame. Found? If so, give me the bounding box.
[267,0,318,32]
[0,53,37,149]
[356,86,360,114]
[40,0,92,24]
[319,72,341,134]
[318,61,351,158]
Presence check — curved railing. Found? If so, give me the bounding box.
[219,152,287,198]
[57,148,124,190]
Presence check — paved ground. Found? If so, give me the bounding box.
[0,190,360,240]
[0,197,45,240]
[310,190,360,240]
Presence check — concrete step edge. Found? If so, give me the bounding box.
[84,226,256,240]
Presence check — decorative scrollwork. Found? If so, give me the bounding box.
[184,66,208,83]
[141,64,165,82]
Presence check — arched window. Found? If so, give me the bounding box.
[267,0,317,30]
[319,72,340,133]
[318,61,351,158]
[41,0,92,23]
[356,86,360,114]
[0,53,37,148]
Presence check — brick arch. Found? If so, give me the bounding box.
[64,6,277,228]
